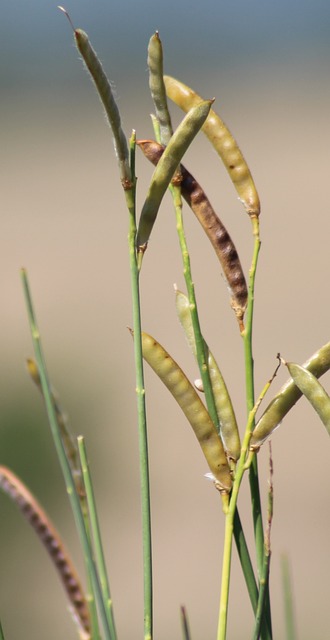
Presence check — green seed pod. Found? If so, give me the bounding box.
[0,465,90,634]
[285,360,330,435]
[175,289,241,461]
[74,28,131,188]
[136,99,213,252]
[147,32,173,145]
[139,330,232,492]
[164,75,260,217]
[250,341,330,450]
[138,139,247,316]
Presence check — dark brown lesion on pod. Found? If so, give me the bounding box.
[137,139,248,317]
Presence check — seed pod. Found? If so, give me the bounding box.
[250,341,330,450]
[175,288,241,461]
[147,32,173,145]
[285,360,330,436]
[138,139,247,316]
[0,465,90,634]
[26,358,85,499]
[164,75,260,217]
[138,330,232,492]
[74,28,131,188]
[136,99,213,252]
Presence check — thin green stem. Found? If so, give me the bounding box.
[21,269,113,640]
[252,444,273,640]
[77,436,117,640]
[170,184,219,430]
[27,358,100,638]
[233,509,258,611]
[281,555,297,640]
[240,218,272,640]
[217,371,274,640]
[126,132,153,640]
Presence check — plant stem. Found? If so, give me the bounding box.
[240,218,272,639]
[233,509,259,611]
[78,436,117,640]
[180,606,192,640]
[217,368,274,640]
[252,443,273,640]
[170,184,219,430]
[281,555,297,640]
[21,269,113,640]
[126,132,153,640]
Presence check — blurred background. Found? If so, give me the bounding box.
[1,1,330,638]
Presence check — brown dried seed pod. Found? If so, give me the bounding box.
[0,466,90,634]
[138,139,248,315]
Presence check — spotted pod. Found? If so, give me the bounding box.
[285,360,330,436]
[164,75,260,217]
[139,330,232,492]
[147,32,173,145]
[138,139,248,316]
[250,341,330,450]
[74,28,130,188]
[136,99,213,252]
[0,465,90,634]
[175,289,241,461]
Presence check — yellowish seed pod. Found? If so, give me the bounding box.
[250,341,330,450]
[136,99,213,252]
[140,331,232,492]
[285,360,330,436]
[175,289,241,461]
[164,75,260,217]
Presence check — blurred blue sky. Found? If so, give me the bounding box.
[1,0,330,92]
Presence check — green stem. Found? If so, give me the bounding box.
[21,269,113,640]
[242,219,272,640]
[77,436,117,640]
[126,133,153,640]
[252,444,273,640]
[281,555,297,640]
[233,509,259,611]
[170,184,219,429]
[217,371,273,640]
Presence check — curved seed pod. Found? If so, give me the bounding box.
[26,358,84,498]
[138,330,232,492]
[73,28,130,189]
[138,140,247,316]
[0,466,90,634]
[136,99,213,252]
[250,341,330,450]
[285,360,330,435]
[164,75,260,217]
[147,32,173,145]
[175,289,241,461]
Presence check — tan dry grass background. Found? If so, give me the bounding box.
[1,63,330,639]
